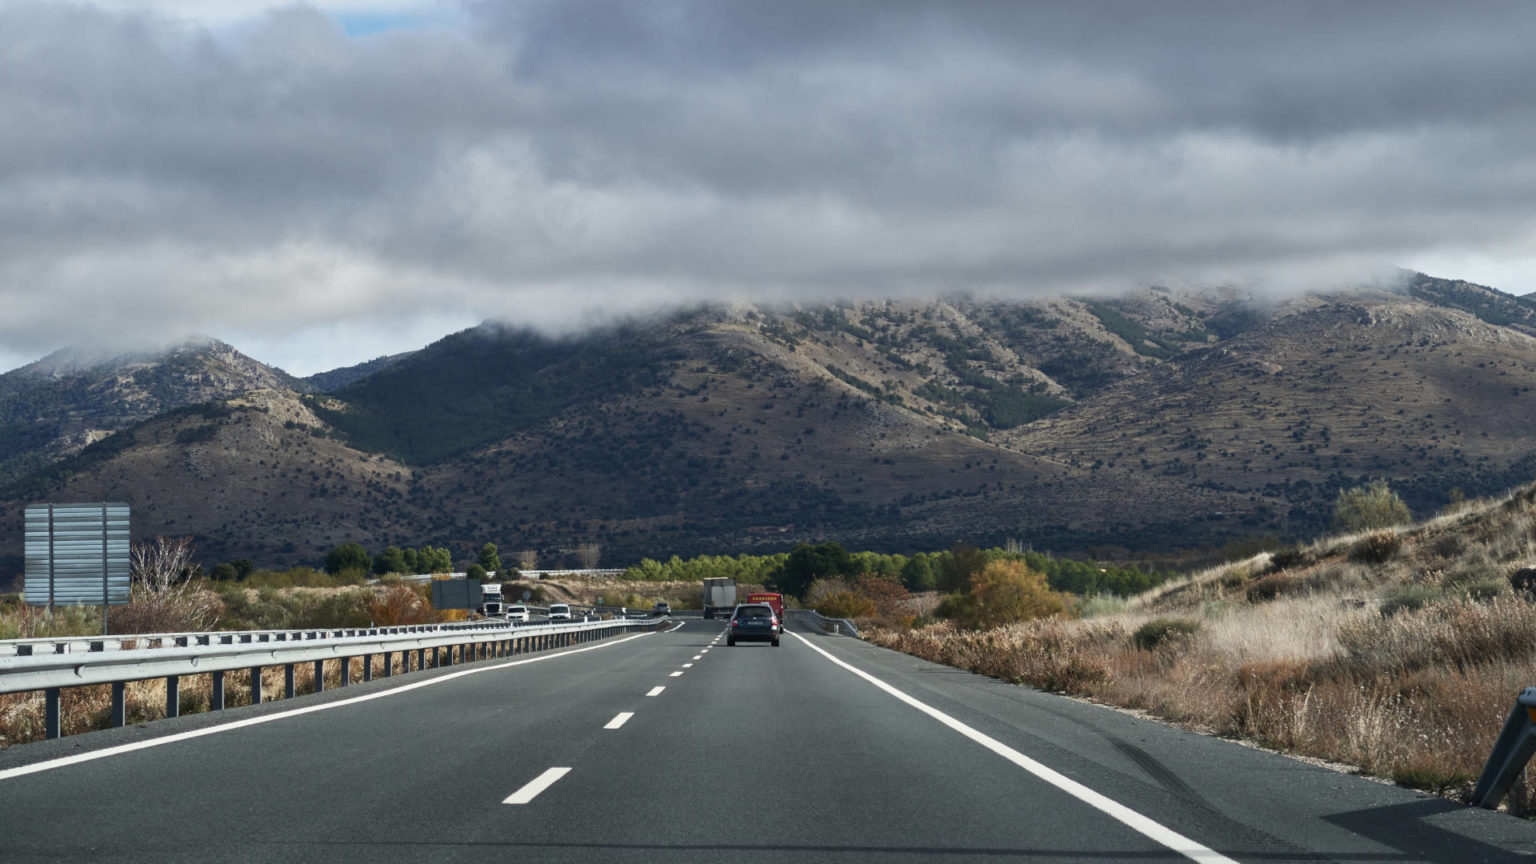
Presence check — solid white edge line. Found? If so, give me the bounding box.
[503,766,572,804]
[646,686,665,697]
[788,631,1241,864]
[604,712,635,730]
[0,630,657,782]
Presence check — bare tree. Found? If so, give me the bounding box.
[131,535,201,594]
[575,542,601,570]
[116,536,220,633]
[516,549,539,571]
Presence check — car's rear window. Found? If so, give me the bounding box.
[736,606,772,618]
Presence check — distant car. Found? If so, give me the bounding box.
[654,601,671,616]
[505,605,530,622]
[727,603,780,647]
[548,603,572,620]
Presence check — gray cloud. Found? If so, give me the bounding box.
[2,0,1535,374]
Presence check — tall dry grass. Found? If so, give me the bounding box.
[867,487,1536,807]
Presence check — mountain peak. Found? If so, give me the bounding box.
[16,335,232,379]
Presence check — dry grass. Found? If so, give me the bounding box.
[867,485,1536,808]
[0,654,424,747]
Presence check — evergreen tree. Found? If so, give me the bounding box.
[325,542,372,575]
[478,543,502,573]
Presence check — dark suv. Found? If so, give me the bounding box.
[727,604,780,647]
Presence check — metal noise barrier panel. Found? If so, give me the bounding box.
[24,503,131,607]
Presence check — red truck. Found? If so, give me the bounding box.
[747,592,785,633]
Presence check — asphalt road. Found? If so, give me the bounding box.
[2,618,1535,862]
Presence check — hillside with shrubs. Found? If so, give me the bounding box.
[839,479,1536,810]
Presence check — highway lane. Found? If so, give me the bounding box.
[2,618,1536,862]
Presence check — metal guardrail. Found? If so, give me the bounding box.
[794,609,860,638]
[1472,687,1536,809]
[0,616,662,741]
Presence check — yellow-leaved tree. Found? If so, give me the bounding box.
[964,559,1066,629]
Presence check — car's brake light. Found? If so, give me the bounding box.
[730,619,740,627]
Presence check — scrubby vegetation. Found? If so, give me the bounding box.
[863,482,1536,809]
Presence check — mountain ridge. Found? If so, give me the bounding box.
[3,273,1534,581]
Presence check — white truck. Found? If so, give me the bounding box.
[479,583,504,616]
[701,577,737,619]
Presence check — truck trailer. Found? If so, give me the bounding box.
[701,577,737,619]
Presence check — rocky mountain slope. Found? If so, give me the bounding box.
[3,274,1535,580]
[0,338,301,487]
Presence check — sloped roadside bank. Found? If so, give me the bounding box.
[862,489,1536,813]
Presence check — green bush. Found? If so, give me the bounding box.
[1332,480,1411,532]
[1380,585,1440,618]
[1132,618,1201,651]
[1463,579,1507,602]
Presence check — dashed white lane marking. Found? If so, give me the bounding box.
[0,630,657,783]
[646,686,665,697]
[692,655,703,660]
[504,767,572,805]
[682,663,694,668]
[789,632,1239,864]
[604,712,634,730]
[670,671,684,677]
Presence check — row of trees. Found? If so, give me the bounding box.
[321,542,507,577]
[767,541,1169,600]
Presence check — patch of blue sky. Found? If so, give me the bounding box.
[334,9,464,38]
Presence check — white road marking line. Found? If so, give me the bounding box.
[0,630,657,782]
[604,712,634,730]
[504,767,572,804]
[692,655,703,660]
[789,632,1241,864]
[670,670,684,677]
[682,663,694,668]
[646,686,665,697]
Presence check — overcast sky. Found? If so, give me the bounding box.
[3,1,1535,376]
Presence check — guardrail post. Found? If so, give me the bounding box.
[166,676,180,718]
[382,652,393,677]
[111,681,126,728]
[313,660,325,692]
[250,666,263,705]
[211,670,225,711]
[45,687,60,739]
[1474,687,1536,808]
[363,654,373,682]
[340,657,351,687]
[285,664,296,699]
